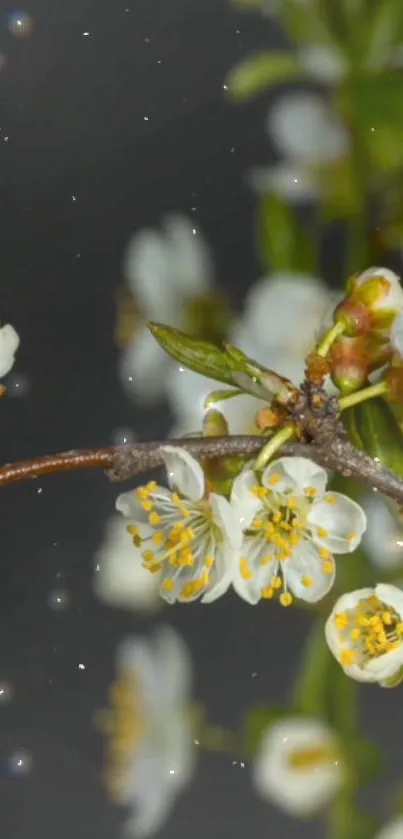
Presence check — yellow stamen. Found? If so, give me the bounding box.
[141,500,153,512]
[149,511,161,526]
[162,579,175,592]
[340,649,355,665]
[325,495,337,505]
[268,473,281,485]
[279,592,293,607]
[304,486,317,497]
[316,526,328,538]
[152,531,165,546]
[301,576,313,588]
[335,612,349,629]
[271,575,282,590]
[261,586,274,599]
[240,557,253,581]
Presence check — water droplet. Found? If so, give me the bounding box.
[0,681,14,703]
[82,30,90,37]
[78,663,86,671]
[111,426,137,446]
[6,373,30,397]
[71,194,77,202]
[47,589,70,611]
[8,749,33,775]
[7,11,34,38]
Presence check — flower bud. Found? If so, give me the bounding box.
[335,267,403,338]
[384,362,403,405]
[329,336,371,394]
[202,408,229,437]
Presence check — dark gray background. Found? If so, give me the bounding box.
[0,1,401,837]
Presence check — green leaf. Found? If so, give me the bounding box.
[257,194,317,274]
[321,156,363,219]
[225,52,302,102]
[204,388,243,409]
[148,323,238,386]
[359,0,403,70]
[345,72,403,139]
[343,397,403,478]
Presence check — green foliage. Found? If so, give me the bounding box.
[344,397,403,479]
[148,323,240,387]
[258,194,317,273]
[225,52,303,102]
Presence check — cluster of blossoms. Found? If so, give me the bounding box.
[114,446,366,609]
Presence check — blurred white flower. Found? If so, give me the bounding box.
[119,215,213,404]
[362,494,403,571]
[169,273,339,435]
[116,445,242,604]
[248,162,319,203]
[253,717,343,816]
[231,456,366,606]
[325,583,403,685]
[267,92,349,165]
[93,515,161,613]
[0,324,19,377]
[298,45,347,84]
[375,817,403,839]
[99,626,194,837]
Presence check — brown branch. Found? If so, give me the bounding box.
[0,436,403,507]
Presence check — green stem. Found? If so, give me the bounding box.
[339,380,387,411]
[254,424,295,471]
[316,321,346,357]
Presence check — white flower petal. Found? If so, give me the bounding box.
[160,445,205,501]
[230,469,262,530]
[94,516,160,612]
[267,92,349,165]
[123,229,178,320]
[262,456,327,497]
[247,163,320,203]
[0,324,19,377]
[375,583,403,617]
[308,493,367,553]
[284,541,335,603]
[201,493,241,603]
[375,817,403,839]
[119,326,173,404]
[253,717,343,816]
[363,494,403,570]
[298,45,347,84]
[163,215,213,297]
[364,645,403,681]
[152,626,192,706]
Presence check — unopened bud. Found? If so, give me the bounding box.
[202,408,229,437]
[335,267,403,338]
[329,336,371,394]
[384,363,403,405]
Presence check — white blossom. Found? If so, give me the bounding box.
[266,92,349,165]
[116,446,242,604]
[99,626,194,837]
[119,215,213,404]
[253,717,344,816]
[0,324,19,378]
[374,817,403,839]
[325,583,403,685]
[298,45,347,84]
[362,494,403,571]
[93,515,161,613]
[231,456,366,606]
[248,163,319,203]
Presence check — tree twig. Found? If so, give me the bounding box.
[0,436,402,506]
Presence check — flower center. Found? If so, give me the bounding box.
[97,671,145,802]
[335,595,403,666]
[240,474,333,606]
[128,481,218,600]
[288,744,338,771]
